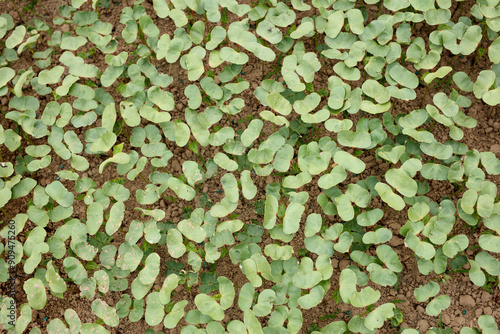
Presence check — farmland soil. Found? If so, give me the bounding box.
[0,0,499,333]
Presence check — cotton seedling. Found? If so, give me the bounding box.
[2,0,500,333]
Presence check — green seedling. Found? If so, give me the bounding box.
[1,1,500,333]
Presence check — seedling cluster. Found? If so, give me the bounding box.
[1,0,500,333]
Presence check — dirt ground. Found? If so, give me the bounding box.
[0,0,499,333]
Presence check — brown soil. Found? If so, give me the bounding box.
[0,0,499,333]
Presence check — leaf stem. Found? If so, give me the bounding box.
[38,34,49,48]
[469,24,488,75]
[449,54,460,68]
[138,26,157,66]
[382,203,389,215]
[11,0,26,25]
[96,7,101,21]
[68,23,78,36]
[401,254,413,263]
[22,129,34,145]
[262,59,265,81]
[139,173,149,184]
[38,0,50,15]
[1,207,12,220]
[467,98,479,110]
[26,43,35,54]
[428,119,435,132]
[161,193,170,205]
[451,181,466,197]
[420,83,433,108]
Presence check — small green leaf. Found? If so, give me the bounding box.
[350,287,381,308]
[414,281,440,302]
[194,294,224,321]
[425,295,451,316]
[23,278,47,310]
[375,182,405,211]
[91,299,119,327]
[267,91,292,116]
[364,303,395,331]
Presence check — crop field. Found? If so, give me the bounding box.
[0,0,500,333]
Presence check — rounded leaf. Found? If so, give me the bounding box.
[425,295,451,316]
[24,278,47,310]
[194,294,224,321]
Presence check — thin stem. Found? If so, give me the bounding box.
[421,83,433,108]
[26,44,35,54]
[451,181,466,197]
[161,193,170,205]
[167,63,173,91]
[401,254,413,263]
[428,119,436,132]
[138,28,157,66]
[45,161,56,174]
[261,59,265,81]
[488,105,495,119]
[67,22,78,36]
[449,54,459,68]
[314,124,319,142]
[382,203,389,215]
[472,53,480,68]
[38,34,49,47]
[276,52,284,67]
[468,98,479,110]
[221,8,227,31]
[11,0,26,25]
[469,24,488,75]
[21,129,34,145]
[139,173,149,184]
[1,208,12,220]
[38,0,50,15]
[263,69,279,80]
[120,125,130,142]
[197,152,205,165]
